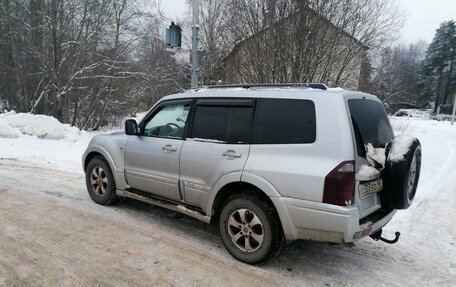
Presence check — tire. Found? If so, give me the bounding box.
[381,139,422,209]
[219,193,284,265]
[85,156,118,205]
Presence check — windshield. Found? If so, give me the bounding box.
[348,99,394,155]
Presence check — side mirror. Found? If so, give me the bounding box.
[125,119,139,135]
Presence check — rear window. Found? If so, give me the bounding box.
[253,99,316,144]
[348,99,394,153]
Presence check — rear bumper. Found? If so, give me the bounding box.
[271,196,396,243]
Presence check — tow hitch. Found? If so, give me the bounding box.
[370,229,401,244]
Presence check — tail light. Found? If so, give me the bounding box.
[323,161,355,206]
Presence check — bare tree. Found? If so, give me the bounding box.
[200,0,402,89]
[370,42,427,108]
[0,0,185,129]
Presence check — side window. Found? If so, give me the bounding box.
[192,106,231,142]
[192,105,253,143]
[143,103,190,138]
[253,99,316,144]
[227,107,252,144]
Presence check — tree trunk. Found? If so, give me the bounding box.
[434,66,445,114]
[442,59,455,105]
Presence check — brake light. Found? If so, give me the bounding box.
[323,161,355,206]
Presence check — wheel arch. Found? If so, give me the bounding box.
[208,173,297,239]
[83,146,128,190]
[84,147,114,171]
[210,181,275,224]
[84,151,105,171]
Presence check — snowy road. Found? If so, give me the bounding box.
[0,117,455,286]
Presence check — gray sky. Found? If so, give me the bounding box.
[399,0,456,44]
[160,0,456,45]
[159,0,188,20]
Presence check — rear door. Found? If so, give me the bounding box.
[242,98,319,201]
[347,97,395,217]
[179,98,254,209]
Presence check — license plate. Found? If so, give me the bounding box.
[359,179,383,198]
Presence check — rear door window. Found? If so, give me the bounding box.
[348,99,394,152]
[227,107,253,144]
[253,99,316,144]
[191,105,254,144]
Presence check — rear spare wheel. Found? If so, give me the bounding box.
[381,138,421,209]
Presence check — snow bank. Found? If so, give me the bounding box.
[389,133,417,162]
[0,111,85,140]
[0,119,21,138]
[0,111,96,173]
[0,111,162,172]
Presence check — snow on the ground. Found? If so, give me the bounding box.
[388,115,456,281]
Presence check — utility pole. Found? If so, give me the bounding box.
[191,0,199,88]
[452,93,456,126]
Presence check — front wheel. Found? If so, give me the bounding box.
[219,193,284,265]
[85,156,118,205]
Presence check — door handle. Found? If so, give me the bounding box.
[162,144,177,153]
[222,150,242,159]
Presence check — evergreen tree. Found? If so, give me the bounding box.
[421,21,456,114]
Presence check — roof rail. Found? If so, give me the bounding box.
[204,83,328,90]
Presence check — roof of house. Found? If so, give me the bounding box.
[223,5,369,62]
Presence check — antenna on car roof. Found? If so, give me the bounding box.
[203,83,328,90]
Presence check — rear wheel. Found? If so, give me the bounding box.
[85,156,118,205]
[219,193,284,265]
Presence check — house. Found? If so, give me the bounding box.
[222,5,369,90]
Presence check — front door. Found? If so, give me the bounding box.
[125,99,191,200]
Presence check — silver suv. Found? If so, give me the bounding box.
[83,84,421,264]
